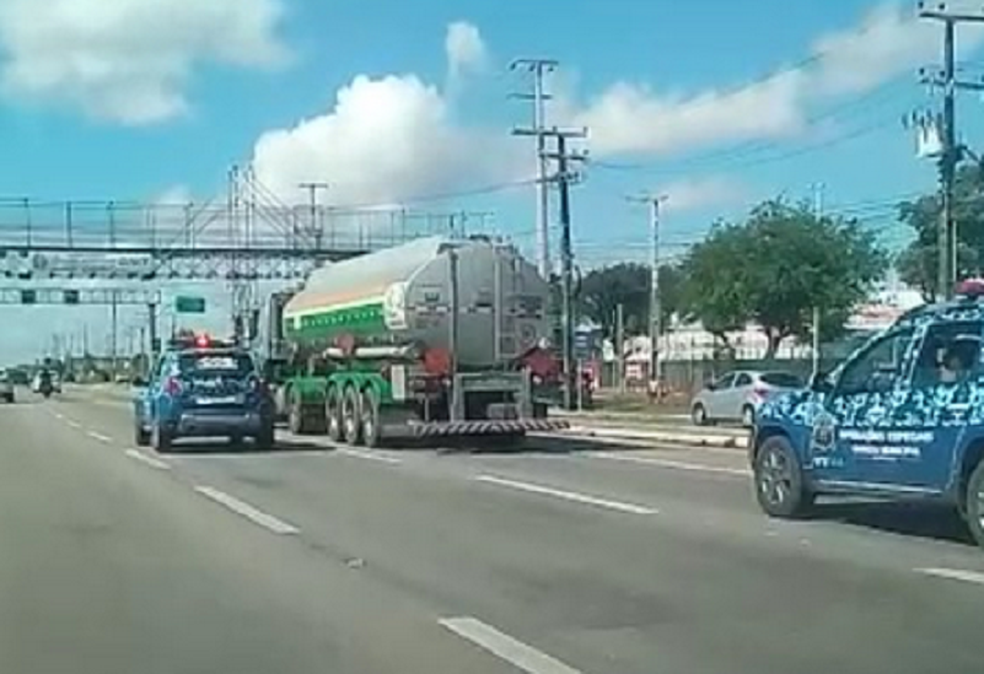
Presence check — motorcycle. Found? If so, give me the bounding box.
[39,376,53,399]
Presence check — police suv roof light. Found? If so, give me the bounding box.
[955,278,984,300]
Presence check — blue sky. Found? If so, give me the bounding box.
[0,0,980,361]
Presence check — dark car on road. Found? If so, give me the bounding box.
[134,334,275,452]
[751,279,984,549]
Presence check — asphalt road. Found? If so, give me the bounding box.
[4,385,984,673]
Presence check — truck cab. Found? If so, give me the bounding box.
[751,279,984,549]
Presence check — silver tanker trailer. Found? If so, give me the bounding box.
[271,235,568,447]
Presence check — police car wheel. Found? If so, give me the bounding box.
[964,460,984,549]
[254,422,275,451]
[152,424,172,453]
[134,422,151,447]
[754,436,812,518]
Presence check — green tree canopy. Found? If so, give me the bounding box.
[896,165,984,301]
[577,262,682,338]
[680,200,886,358]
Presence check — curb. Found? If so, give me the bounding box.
[564,425,750,449]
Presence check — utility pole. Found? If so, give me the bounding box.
[616,303,625,394]
[510,58,558,280]
[629,194,668,398]
[299,182,329,250]
[110,290,118,378]
[812,183,824,377]
[515,125,588,409]
[918,1,984,299]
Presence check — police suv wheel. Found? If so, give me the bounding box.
[964,461,984,550]
[754,436,813,518]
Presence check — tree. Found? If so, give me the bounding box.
[680,201,886,359]
[678,222,751,351]
[897,165,984,301]
[577,262,682,338]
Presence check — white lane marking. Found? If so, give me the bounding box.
[439,617,583,674]
[916,567,984,585]
[474,475,657,515]
[194,486,299,535]
[51,411,64,420]
[86,431,114,444]
[585,451,750,477]
[64,419,82,429]
[333,447,402,464]
[124,449,171,471]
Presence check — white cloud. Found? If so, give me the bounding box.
[574,70,806,156]
[660,176,749,214]
[810,3,984,96]
[570,2,984,158]
[251,73,522,208]
[154,185,193,205]
[445,21,488,79]
[0,0,290,125]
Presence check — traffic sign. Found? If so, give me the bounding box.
[175,295,206,314]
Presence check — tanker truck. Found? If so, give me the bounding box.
[271,235,568,447]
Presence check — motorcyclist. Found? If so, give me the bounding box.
[38,368,53,396]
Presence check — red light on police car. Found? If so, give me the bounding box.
[956,278,984,298]
[195,334,210,348]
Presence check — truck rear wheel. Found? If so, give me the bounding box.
[360,388,382,448]
[288,387,323,435]
[342,386,363,446]
[325,386,343,442]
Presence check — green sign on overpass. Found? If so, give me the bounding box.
[175,296,206,314]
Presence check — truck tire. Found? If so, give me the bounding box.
[360,388,382,448]
[964,460,984,549]
[341,385,363,446]
[753,435,813,518]
[288,388,318,435]
[325,386,343,443]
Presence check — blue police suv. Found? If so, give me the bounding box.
[751,279,984,549]
[134,334,275,452]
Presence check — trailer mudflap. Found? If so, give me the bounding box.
[383,419,570,438]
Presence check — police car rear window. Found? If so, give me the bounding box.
[178,353,253,376]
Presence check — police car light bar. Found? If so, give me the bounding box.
[956,278,984,299]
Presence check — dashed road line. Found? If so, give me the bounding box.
[585,450,750,477]
[332,447,402,464]
[439,616,583,674]
[474,475,658,516]
[194,485,299,535]
[916,567,984,585]
[64,419,82,429]
[86,430,114,444]
[124,449,171,471]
